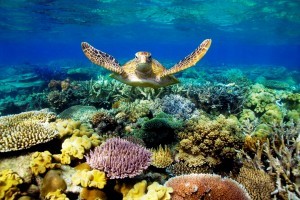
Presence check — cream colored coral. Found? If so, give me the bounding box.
[52,119,94,138]
[151,145,173,168]
[30,151,60,176]
[0,111,58,152]
[72,169,106,189]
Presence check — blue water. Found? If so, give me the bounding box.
[0,0,299,69]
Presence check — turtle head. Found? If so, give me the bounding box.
[135,51,152,73]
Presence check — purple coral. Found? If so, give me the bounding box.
[85,137,151,179]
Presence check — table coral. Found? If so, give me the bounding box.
[71,169,106,189]
[85,137,151,179]
[165,173,251,200]
[151,145,173,168]
[0,169,23,200]
[176,115,244,168]
[0,110,58,152]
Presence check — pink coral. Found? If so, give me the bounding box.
[85,137,151,179]
[165,173,251,200]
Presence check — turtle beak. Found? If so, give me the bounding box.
[140,55,148,63]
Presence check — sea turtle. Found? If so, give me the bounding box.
[81,39,211,88]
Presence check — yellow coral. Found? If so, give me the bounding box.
[52,119,94,138]
[151,145,173,168]
[30,151,60,175]
[72,169,106,189]
[120,180,173,200]
[80,188,107,200]
[45,189,69,200]
[41,170,67,199]
[0,169,23,200]
[60,135,92,164]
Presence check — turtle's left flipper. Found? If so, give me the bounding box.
[160,39,212,77]
[81,42,124,75]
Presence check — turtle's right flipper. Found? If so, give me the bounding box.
[81,42,124,75]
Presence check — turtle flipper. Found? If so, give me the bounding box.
[81,42,124,75]
[160,39,212,77]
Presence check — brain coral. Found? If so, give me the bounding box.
[176,115,244,168]
[0,110,58,152]
[165,173,251,200]
[85,137,151,179]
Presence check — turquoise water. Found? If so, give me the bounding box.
[0,0,299,67]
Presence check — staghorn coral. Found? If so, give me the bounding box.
[165,173,251,200]
[85,137,151,179]
[151,145,173,168]
[0,110,57,152]
[0,169,23,200]
[240,122,300,199]
[236,161,275,200]
[30,151,61,176]
[117,180,173,200]
[71,169,106,189]
[176,114,244,168]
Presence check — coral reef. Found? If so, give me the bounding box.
[0,169,23,200]
[165,173,251,200]
[151,145,173,168]
[85,137,151,179]
[91,110,120,134]
[134,112,183,147]
[71,169,106,189]
[0,110,58,152]
[44,189,69,200]
[58,105,97,123]
[79,188,107,200]
[166,162,211,176]
[151,94,196,120]
[236,161,275,200]
[40,170,67,199]
[176,115,244,168]
[117,180,173,200]
[30,151,60,176]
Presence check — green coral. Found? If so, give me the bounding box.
[260,104,283,125]
[133,113,183,147]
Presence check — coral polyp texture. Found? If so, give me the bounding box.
[0,110,58,152]
[165,173,251,200]
[176,114,244,168]
[151,145,173,168]
[85,137,151,179]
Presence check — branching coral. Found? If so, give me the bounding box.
[85,137,151,179]
[151,145,173,168]
[0,110,58,152]
[165,173,251,200]
[176,115,244,168]
[240,122,300,199]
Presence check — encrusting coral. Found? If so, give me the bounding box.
[151,145,173,168]
[85,137,151,179]
[176,114,244,168]
[116,180,173,200]
[0,169,23,200]
[71,169,106,189]
[0,110,57,152]
[165,173,251,200]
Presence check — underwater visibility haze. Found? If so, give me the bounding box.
[0,1,300,200]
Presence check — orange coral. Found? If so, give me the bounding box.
[165,173,251,200]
